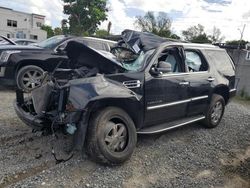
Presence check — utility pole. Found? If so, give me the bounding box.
[235,24,246,93]
[236,24,246,66]
[238,24,246,50]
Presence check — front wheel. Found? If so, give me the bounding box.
[203,94,225,128]
[85,107,137,165]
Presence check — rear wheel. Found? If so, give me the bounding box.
[86,107,137,165]
[203,94,225,128]
[16,65,44,92]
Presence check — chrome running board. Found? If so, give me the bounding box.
[137,115,205,134]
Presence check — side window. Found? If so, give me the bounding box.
[185,51,208,72]
[206,50,234,74]
[157,49,181,73]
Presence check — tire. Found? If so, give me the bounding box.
[16,65,44,92]
[203,94,225,128]
[85,107,137,165]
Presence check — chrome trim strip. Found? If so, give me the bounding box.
[147,95,208,110]
[137,116,205,134]
[191,95,209,101]
[229,88,237,93]
[160,71,209,77]
[147,99,191,110]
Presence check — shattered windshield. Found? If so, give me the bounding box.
[122,49,154,71]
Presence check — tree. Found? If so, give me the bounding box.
[62,0,108,36]
[170,33,181,40]
[226,40,249,49]
[209,27,225,43]
[135,11,179,39]
[182,24,211,43]
[95,29,109,37]
[41,25,54,38]
[61,19,69,35]
[226,40,249,46]
[54,27,63,35]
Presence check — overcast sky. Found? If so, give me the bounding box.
[0,0,249,41]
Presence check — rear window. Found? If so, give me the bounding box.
[205,50,234,74]
[185,51,208,72]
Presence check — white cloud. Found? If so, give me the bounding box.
[29,0,65,27]
[99,0,136,34]
[1,0,249,41]
[105,0,250,41]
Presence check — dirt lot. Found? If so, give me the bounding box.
[0,89,249,188]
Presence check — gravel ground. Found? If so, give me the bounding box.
[0,89,249,188]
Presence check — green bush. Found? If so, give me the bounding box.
[239,88,250,100]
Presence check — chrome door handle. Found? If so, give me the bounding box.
[207,77,215,82]
[179,81,190,86]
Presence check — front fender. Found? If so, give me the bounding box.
[68,75,143,151]
[67,75,142,111]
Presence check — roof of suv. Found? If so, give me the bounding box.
[121,30,222,52]
[169,42,222,50]
[180,43,218,49]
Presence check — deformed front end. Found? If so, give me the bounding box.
[14,75,142,151]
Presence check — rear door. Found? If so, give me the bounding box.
[184,49,212,116]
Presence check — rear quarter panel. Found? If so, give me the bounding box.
[202,49,236,90]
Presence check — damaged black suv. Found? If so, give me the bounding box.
[14,30,236,165]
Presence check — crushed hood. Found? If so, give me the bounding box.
[121,29,168,53]
[65,41,126,73]
[65,30,168,73]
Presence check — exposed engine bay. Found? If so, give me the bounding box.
[15,33,144,133]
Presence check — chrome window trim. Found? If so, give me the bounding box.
[0,67,6,77]
[137,116,205,134]
[147,95,208,110]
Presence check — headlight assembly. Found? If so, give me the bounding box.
[0,50,21,62]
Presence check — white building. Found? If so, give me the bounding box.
[246,43,250,51]
[246,43,250,61]
[0,6,47,42]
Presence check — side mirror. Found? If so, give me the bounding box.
[150,61,172,75]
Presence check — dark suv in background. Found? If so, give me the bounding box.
[0,35,116,92]
[14,30,236,165]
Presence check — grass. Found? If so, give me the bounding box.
[233,96,250,106]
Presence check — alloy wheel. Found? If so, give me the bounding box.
[22,70,43,90]
[103,121,128,152]
[211,101,223,124]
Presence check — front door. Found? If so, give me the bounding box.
[144,47,189,126]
